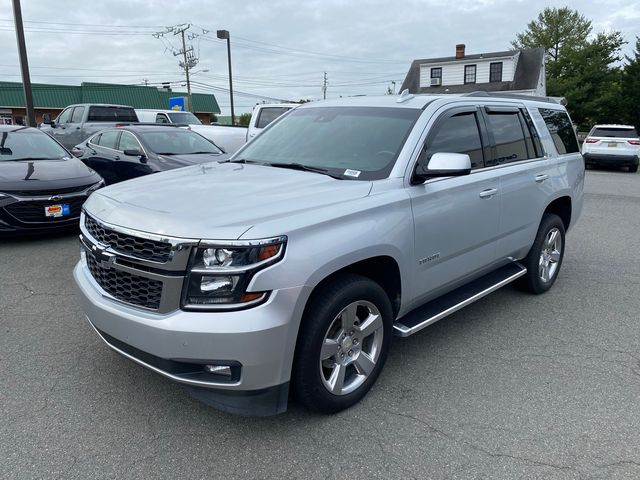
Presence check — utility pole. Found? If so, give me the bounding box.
[153,25,202,113]
[322,72,328,100]
[176,26,193,111]
[12,0,35,127]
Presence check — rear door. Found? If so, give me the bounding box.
[483,104,559,260]
[82,130,121,184]
[409,105,501,304]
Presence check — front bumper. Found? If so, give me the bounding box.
[583,153,639,167]
[74,261,311,415]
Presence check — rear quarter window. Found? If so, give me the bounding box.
[539,108,579,155]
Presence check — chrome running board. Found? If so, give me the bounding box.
[393,262,527,337]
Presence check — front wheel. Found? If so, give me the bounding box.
[519,213,566,294]
[292,274,393,413]
[629,164,638,173]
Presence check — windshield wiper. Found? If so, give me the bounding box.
[188,151,221,155]
[265,162,344,179]
[226,158,262,164]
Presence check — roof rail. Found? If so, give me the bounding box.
[464,91,563,105]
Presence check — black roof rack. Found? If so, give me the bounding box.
[463,91,563,105]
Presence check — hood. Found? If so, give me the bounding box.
[0,157,101,192]
[84,162,372,239]
[155,153,229,170]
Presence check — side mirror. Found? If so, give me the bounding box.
[413,152,472,184]
[123,149,147,163]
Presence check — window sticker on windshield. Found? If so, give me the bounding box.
[344,169,361,178]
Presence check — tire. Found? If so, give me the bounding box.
[518,213,566,294]
[630,164,638,173]
[292,273,393,414]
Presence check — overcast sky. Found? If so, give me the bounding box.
[1,0,639,114]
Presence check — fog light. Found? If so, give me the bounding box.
[205,365,232,376]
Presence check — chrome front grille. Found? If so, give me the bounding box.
[86,252,163,310]
[85,215,173,263]
[80,213,196,313]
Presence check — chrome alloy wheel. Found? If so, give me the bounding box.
[539,227,562,283]
[319,300,384,396]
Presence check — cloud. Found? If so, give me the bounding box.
[0,0,637,113]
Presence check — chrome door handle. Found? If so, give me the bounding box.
[479,188,498,198]
[535,174,549,183]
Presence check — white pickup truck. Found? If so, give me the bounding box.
[135,104,296,154]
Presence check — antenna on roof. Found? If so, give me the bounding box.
[396,89,414,103]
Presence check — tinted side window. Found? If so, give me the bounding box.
[539,108,579,154]
[155,113,170,124]
[57,108,73,124]
[98,130,120,149]
[422,112,484,169]
[485,112,529,166]
[118,131,141,151]
[71,106,85,123]
[89,134,101,145]
[256,107,290,129]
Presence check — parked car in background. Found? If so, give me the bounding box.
[40,104,139,149]
[0,126,103,235]
[135,109,247,154]
[72,125,228,185]
[246,103,297,141]
[582,124,639,172]
[74,93,583,415]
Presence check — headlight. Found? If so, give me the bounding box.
[182,236,286,310]
[87,180,105,193]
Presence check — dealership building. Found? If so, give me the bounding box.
[0,81,221,125]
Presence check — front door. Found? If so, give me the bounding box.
[409,106,501,306]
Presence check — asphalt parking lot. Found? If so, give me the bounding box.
[1,169,639,480]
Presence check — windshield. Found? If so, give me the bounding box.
[167,112,201,125]
[0,128,69,161]
[140,130,222,155]
[591,127,639,138]
[237,106,421,180]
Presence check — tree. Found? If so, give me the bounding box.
[512,8,626,129]
[238,112,252,126]
[512,7,592,78]
[620,37,640,129]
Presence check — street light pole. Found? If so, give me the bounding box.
[11,0,35,127]
[217,30,235,125]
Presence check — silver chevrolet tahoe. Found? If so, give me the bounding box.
[74,92,584,416]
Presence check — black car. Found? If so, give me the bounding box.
[0,126,104,235]
[72,125,229,185]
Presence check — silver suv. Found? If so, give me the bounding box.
[74,92,584,416]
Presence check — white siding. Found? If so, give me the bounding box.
[419,56,516,88]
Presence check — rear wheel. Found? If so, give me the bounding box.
[519,214,566,294]
[292,273,393,413]
[630,164,638,173]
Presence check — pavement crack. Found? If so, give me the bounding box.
[382,409,574,472]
